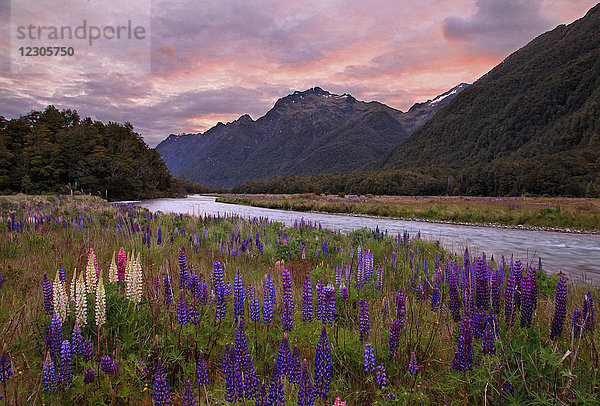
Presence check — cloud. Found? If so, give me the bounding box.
[443,0,558,56]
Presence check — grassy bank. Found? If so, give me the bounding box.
[0,195,598,405]
[217,194,600,232]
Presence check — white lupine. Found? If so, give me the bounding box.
[52,272,69,322]
[69,268,77,304]
[85,249,98,295]
[126,252,143,304]
[95,276,106,327]
[75,272,87,326]
[108,251,118,283]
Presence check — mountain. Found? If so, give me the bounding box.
[376,4,600,196]
[156,85,468,187]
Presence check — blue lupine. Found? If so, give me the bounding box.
[376,265,384,291]
[234,268,245,322]
[316,279,325,321]
[222,345,235,403]
[179,247,188,288]
[256,381,268,406]
[550,277,568,340]
[100,355,113,374]
[277,333,293,380]
[302,274,313,322]
[42,352,56,391]
[389,318,401,360]
[359,298,370,343]
[323,283,335,326]
[243,354,258,400]
[475,257,489,310]
[268,361,285,406]
[248,285,260,323]
[182,380,196,406]
[83,367,94,384]
[408,351,418,374]
[177,291,189,325]
[49,314,62,361]
[42,273,54,315]
[71,321,83,356]
[59,340,72,389]
[396,289,406,329]
[364,342,375,373]
[282,269,294,332]
[297,359,314,406]
[449,269,461,321]
[583,291,594,332]
[483,314,496,355]
[196,350,209,385]
[375,364,387,388]
[235,321,250,371]
[83,339,93,362]
[154,358,172,405]
[520,271,535,328]
[431,284,440,312]
[157,227,162,245]
[502,381,514,399]
[263,272,275,326]
[340,284,349,303]
[513,259,523,309]
[452,317,473,371]
[292,345,302,384]
[314,326,331,401]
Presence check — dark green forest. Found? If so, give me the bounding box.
[0,106,174,200]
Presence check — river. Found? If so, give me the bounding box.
[138,195,600,283]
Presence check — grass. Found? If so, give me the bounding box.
[217,194,600,232]
[0,195,598,405]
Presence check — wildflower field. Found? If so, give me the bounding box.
[0,195,598,405]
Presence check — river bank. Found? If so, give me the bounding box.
[217,194,600,234]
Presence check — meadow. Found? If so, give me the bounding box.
[217,194,600,232]
[0,195,598,405]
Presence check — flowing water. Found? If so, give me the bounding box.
[139,195,600,283]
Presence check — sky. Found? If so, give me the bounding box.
[0,0,598,147]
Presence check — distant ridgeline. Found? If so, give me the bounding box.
[0,106,173,200]
[235,4,600,197]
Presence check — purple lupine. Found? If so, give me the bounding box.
[340,284,349,303]
[408,351,418,374]
[583,291,594,332]
[71,322,83,356]
[482,314,496,355]
[213,263,227,320]
[154,358,171,405]
[233,268,245,323]
[256,381,268,406]
[395,289,406,329]
[196,350,209,385]
[182,380,196,406]
[48,314,62,361]
[363,342,375,373]
[157,227,162,245]
[57,263,65,285]
[248,285,260,323]
[504,270,516,326]
[513,259,523,309]
[449,269,461,321]
[100,355,113,374]
[520,271,535,328]
[292,345,302,384]
[302,274,313,322]
[316,279,325,321]
[550,277,568,340]
[83,339,93,363]
[297,359,314,406]
[376,265,384,291]
[177,290,189,325]
[268,361,285,406]
[282,269,294,332]
[59,340,72,389]
[452,317,473,371]
[475,257,489,310]
[431,284,440,312]
[83,367,94,384]
[263,271,275,326]
[472,307,487,338]
[42,273,54,315]
[573,308,583,339]
[375,364,387,388]
[234,321,250,369]
[178,246,188,288]
[359,298,370,343]
[163,273,173,305]
[314,326,331,401]
[222,344,235,403]
[277,333,293,381]
[323,283,335,326]
[243,354,258,400]
[42,352,56,391]
[389,318,401,360]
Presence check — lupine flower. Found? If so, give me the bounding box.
[196,350,209,385]
[117,247,127,282]
[0,348,12,384]
[85,248,98,295]
[482,314,496,355]
[452,317,473,371]
[157,227,162,245]
[42,273,54,315]
[501,381,514,399]
[95,276,106,327]
[408,351,418,374]
[178,247,188,288]
[277,333,293,380]
[297,359,314,406]
[314,326,331,401]
[395,288,406,327]
[583,291,594,332]
[108,251,118,283]
[137,361,148,381]
[513,259,523,309]
[505,271,516,326]
[101,355,113,374]
[263,272,275,326]
[376,265,384,291]
[48,314,62,361]
[292,345,302,384]
[520,271,535,328]
[42,352,56,391]
[359,298,370,343]
[83,367,94,384]
[302,274,313,322]
[375,364,387,388]
[222,344,236,403]
[83,339,93,363]
[573,308,583,339]
[282,269,294,332]
[154,358,172,405]
[233,268,245,322]
[472,306,487,338]
[323,284,335,326]
[71,321,83,356]
[243,354,258,400]
[248,285,260,323]
[234,322,250,378]
[256,381,268,406]
[126,253,143,304]
[491,268,502,314]
[550,277,568,340]
[268,361,285,406]
[389,318,401,360]
[340,284,349,303]
[74,271,87,327]
[177,290,189,325]
[449,270,461,321]
[431,284,440,312]
[364,342,375,373]
[316,279,325,321]
[53,272,69,322]
[59,340,72,388]
[182,380,196,406]
[475,257,489,310]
